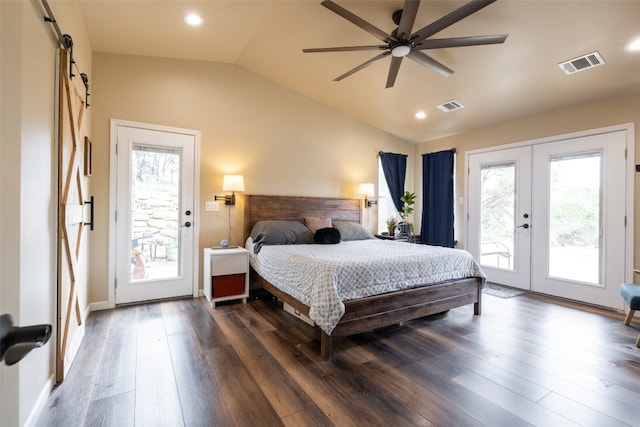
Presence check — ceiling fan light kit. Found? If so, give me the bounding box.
[303,0,508,88]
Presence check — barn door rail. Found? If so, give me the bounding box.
[41,0,90,108]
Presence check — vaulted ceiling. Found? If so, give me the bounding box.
[78,0,640,143]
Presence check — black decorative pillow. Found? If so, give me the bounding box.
[314,227,341,244]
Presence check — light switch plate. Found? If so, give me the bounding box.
[205,201,220,212]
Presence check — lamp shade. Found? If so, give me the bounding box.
[222,175,245,192]
[357,183,375,197]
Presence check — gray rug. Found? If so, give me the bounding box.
[483,282,526,299]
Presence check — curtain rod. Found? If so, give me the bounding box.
[41,0,90,108]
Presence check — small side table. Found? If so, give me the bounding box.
[203,247,249,307]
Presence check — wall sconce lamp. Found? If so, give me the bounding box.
[215,175,245,205]
[358,183,377,208]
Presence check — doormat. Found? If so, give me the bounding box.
[483,282,526,299]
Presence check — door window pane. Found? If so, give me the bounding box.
[548,152,601,284]
[480,162,515,270]
[130,145,181,281]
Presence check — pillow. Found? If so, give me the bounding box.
[314,227,341,244]
[332,221,375,241]
[304,216,332,234]
[250,220,313,254]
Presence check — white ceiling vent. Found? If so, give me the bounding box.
[436,100,464,113]
[559,51,605,75]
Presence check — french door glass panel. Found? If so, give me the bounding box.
[131,145,181,281]
[547,152,601,284]
[480,162,516,271]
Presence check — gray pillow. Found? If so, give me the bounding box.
[250,220,313,253]
[332,221,375,241]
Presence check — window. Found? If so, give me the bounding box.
[377,159,399,233]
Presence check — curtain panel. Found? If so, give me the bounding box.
[421,149,455,247]
[379,152,407,212]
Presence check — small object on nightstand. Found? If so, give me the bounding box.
[220,239,229,248]
[203,247,249,307]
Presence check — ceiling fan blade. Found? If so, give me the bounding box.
[411,0,498,43]
[407,50,454,77]
[321,0,391,43]
[395,0,420,40]
[386,56,403,88]
[334,51,391,81]
[303,45,387,53]
[415,34,508,49]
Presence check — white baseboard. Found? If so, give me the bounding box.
[89,301,111,311]
[23,374,54,427]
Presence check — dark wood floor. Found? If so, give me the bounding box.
[36,289,640,427]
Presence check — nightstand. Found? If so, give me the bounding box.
[203,247,249,307]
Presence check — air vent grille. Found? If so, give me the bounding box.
[436,100,464,113]
[559,51,605,75]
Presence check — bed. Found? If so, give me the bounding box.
[244,194,485,359]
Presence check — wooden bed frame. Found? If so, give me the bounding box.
[244,194,483,360]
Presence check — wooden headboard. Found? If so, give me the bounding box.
[244,195,362,241]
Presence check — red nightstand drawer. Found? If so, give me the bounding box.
[212,273,245,297]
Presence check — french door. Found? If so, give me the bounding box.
[113,121,199,304]
[467,129,629,308]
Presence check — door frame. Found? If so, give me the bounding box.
[107,119,201,308]
[464,123,635,288]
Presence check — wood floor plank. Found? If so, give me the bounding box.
[134,304,183,427]
[167,330,235,427]
[452,371,580,426]
[90,306,137,401]
[205,345,284,427]
[537,392,630,427]
[82,391,134,427]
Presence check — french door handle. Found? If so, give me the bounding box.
[516,223,529,229]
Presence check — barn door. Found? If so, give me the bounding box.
[57,48,89,382]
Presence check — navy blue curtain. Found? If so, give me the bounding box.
[421,149,455,247]
[379,152,407,212]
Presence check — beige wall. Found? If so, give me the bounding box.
[0,1,91,425]
[415,91,640,263]
[90,53,414,304]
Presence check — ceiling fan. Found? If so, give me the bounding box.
[303,0,507,88]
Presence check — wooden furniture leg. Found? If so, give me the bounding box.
[625,309,635,326]
[320,331,332,360]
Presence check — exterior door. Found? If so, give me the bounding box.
[114,122,198,304]
[468,146,532,289]
[531,131,627,308]
[467,129,628,308]
[57,48,88,382]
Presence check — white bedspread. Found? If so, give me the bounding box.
[246,239,486,334]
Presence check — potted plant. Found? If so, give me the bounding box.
[386,216,398,236]
[399,191,416,236]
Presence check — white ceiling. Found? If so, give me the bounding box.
[77,0,640,143]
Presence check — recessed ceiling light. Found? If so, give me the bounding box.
[184,13,203,27]
[415,111,427,119]
[625,38,640,52]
